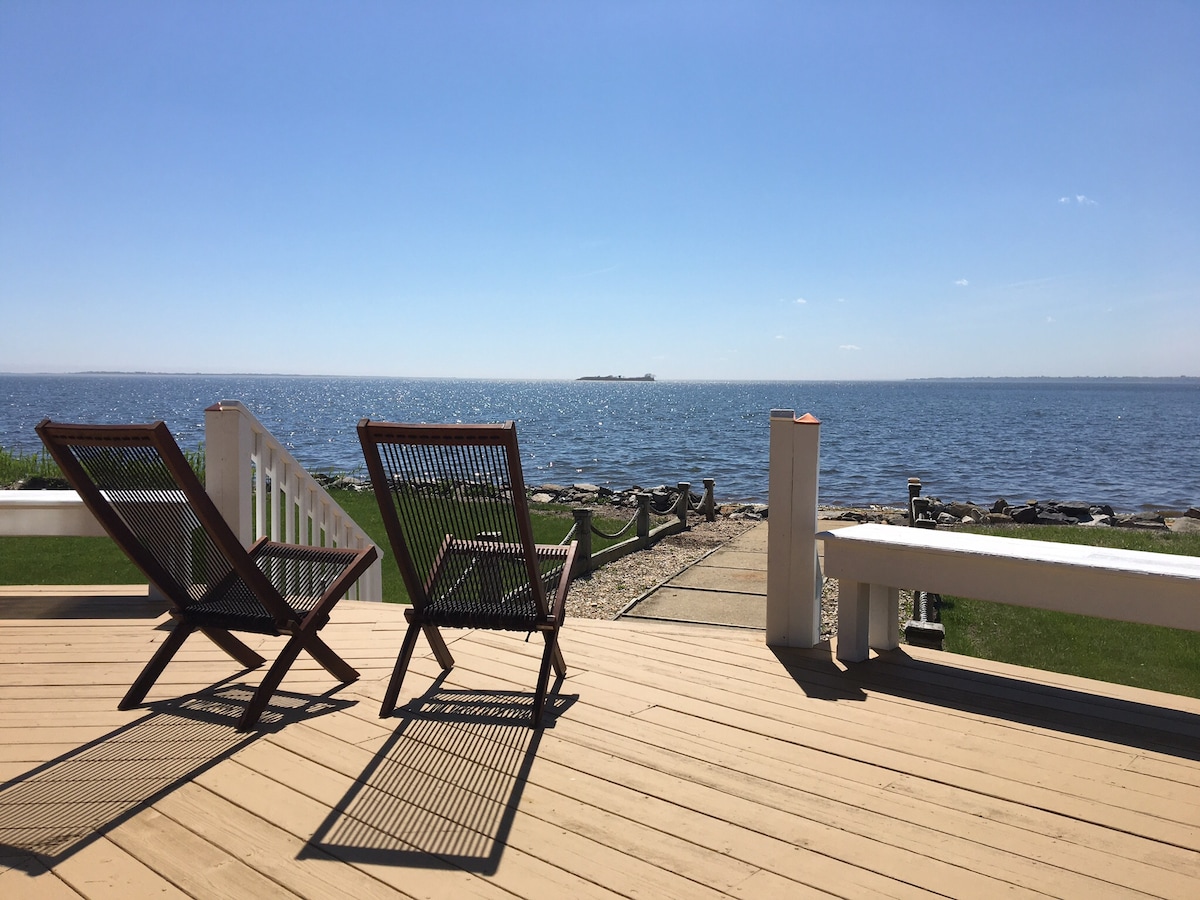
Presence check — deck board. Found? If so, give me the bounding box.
[1,594,1198,898]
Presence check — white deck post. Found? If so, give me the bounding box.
[766,409,822,647]
[204,401,254,546]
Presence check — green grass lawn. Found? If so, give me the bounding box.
[0,487,645,605]
[941,525,1200,698]
[0,535,144,585]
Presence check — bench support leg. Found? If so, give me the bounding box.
[869,584,900,651]
[836,580,871,662]
[836,580,899,662]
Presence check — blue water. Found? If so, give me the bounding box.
[2,375,1197,512]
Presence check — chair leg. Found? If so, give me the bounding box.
[532,630,563,727]
[120,621,195,710]
[423,623,455,669]
[302,633,359,683]
[550,634,566,678]
[236,635,306,731]
[199,627,266,669]
[380,621,424,718]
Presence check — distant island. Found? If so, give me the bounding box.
[576,373,656,382]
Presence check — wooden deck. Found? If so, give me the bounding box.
[2,588,1199,898]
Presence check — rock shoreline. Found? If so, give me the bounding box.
[511,482,1200,535]
[817,497,1200,534]
[9,473,1198,534]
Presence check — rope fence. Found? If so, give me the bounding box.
[562,479,717,576]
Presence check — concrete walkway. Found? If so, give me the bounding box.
[618,519,850,628]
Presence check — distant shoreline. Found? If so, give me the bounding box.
[2,372,1196,383]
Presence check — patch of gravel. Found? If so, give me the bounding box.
[565,517,759,620]
[817,578,916,641]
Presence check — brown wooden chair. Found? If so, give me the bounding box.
[357,420,578,726]
[36,419,377,730]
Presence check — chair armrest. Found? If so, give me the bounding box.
[541,541,578,625]
[249,541,378,621]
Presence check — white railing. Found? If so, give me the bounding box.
[204,400,384,602]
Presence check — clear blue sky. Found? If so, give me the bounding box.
[2,1,1197,379]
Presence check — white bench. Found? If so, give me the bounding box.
[0,490,106,537]
[819,523,1200,662]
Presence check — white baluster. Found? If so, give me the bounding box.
[204,400,384,600]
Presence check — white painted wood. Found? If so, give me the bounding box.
[0,491,106,537]
[836,578,872,662]
[204,400,383,601]
[822,522,1200,662]
[869,583,900,649]
[766,410,823,647]
[203,402,254,545]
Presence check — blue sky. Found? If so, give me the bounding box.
[2,1,1197,380]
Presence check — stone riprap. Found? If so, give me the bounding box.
[22,470,1193,533]
[814,500,1200,533]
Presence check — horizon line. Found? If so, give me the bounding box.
[2,371,1198,382]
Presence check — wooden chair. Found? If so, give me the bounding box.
[36,419,377,731]
[357,420,578,726]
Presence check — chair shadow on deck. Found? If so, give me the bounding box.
[771,644,1200,762]
[303,677,577,874]
[0,681,352,870]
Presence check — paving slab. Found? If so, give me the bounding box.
[723,525,768,552]
[621,585,766,629]
[698,549,766,571]
[669,564,766,594]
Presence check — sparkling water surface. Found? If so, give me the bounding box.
[2,375,1196,512]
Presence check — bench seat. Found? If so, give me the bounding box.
[0,490,106,537]
[819,523,1200,662]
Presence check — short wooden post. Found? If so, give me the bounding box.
[572,508,593,574]
[766,409,822,647]
[702,478,716,522]
[907,477,922,525]
[636,493,651,542]
[676,482,690,528]
[204,401,254,546]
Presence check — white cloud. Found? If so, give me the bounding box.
[775,334,785,340]
[1059,194,1098,206]
[836,297,845,303]
[839,344,862,351]
[1046,316,1055,324]
[954,278,969,287]
[794,297,806,305]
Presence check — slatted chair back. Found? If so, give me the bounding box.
[37,420,290,628]
[361,422,558,626]
[358,420,577,725]
[36,419,377,730]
